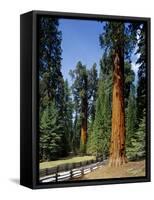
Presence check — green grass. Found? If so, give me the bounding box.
[40,156,96,169]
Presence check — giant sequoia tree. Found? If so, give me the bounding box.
[70,62,98,154]
[100,22,136,166]
[70,62,88,153]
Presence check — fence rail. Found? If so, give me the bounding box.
[40,157,105,183]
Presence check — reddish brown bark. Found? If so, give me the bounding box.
[108,52,127,167]
[80,75,88,151]
[81,95,87,147]
[81,120,87,145]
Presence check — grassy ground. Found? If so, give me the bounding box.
[40,156,96,169]
[77,160,145,180]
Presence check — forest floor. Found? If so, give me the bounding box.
[77,160,145,180]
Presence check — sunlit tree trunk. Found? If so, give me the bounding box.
[108,51,127,167]
[81,119,87,145]
[80,85,88,153]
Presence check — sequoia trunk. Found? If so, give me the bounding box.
[108,51,127,167]
[80,88,88,153]
[81,118,87,145]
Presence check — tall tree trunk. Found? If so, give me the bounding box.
[108,51,127,167]
[80,95,88,153]
[81,118,87,145]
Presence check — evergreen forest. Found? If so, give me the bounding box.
[38,17,147,178]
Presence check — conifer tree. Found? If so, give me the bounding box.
[136,24,146,124]
[88,63,98,121]
[38,17,67,160]
[63,80,74,153]
[39,17,63,109]
[70,61,88,153]
[126,85,137,159]
[40,102,62,161]
[70,62,98,154]
[87,53,112,157]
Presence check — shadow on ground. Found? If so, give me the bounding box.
[9,178,20,185]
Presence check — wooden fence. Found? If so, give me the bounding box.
[40,157,105,183]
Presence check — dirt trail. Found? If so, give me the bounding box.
[78,160,145,180]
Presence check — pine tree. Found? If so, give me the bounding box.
[39,102,62,161]
[92,80,111,157]
[126,85,137,159]
[87,53,112,157]
[87,81,105,157]
[70,61,88,153]
[126,109,146,160]
[39,16,63,109]
[70,62,98,154]
[124,61,135,107]
[128,23,146,124]
[63,80,74,153]
[136,24,146,124]
[135,111,146,158]
[88,63,98,121]
[125,23,146,160]
[38,16,68,160]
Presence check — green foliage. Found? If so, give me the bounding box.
[69,61,88,153]
[136,24,146,124]
[124,62,135,106]
[126,85,137,159]
[87,63,98,121]
[126,110,146,160]
[39,17,63,109]
[100,22,124,50]
[39,17,71,161]
[38,18,147,164]
[99,22,136,59]
[128,23,146,123]
[87,53,112,157]
[88,80,111,157]
[70,61,98,154]
[40,102,62,161]
[125,23,146,161]
[63,80,74,153]
[126,85,146,160]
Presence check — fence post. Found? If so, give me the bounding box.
[81,167,84,177]
[70,163,74,179]
[70,169,73,179]
[55,167,58,182]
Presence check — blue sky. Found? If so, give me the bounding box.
[59,19,139,85]
[59,19,104,84]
